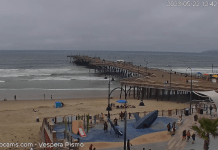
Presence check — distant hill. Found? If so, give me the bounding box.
[201,49,218,54]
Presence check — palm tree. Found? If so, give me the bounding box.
[192,118,218,150]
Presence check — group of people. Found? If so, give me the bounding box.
[182,130,195,144]
[43,94,53,100]
[89,144,96,150]
[116,105,136,109]
[167,122,176,135]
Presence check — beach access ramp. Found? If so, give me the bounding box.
[78,126,87,137]
[133,110,158,129]
[107,117,123,137]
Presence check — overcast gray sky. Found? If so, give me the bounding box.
[0,0,217,52]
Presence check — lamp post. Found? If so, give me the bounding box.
[138,64,140,76]
[166,65,172,89]
[116,99,127,150]
[186,67,192,115]
[106,66,112,118]
[124,101,127,150]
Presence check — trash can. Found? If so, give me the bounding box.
[36,117,39,122]
[185,109,189,116]
[200,109,203,114]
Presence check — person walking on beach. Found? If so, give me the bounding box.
[44,94,45,100]
[51,95,52,100]
[191,131,195,144]
[127,139,132,150]
[186,130,190,141]
[14,95,16,100]
[182,130,186,141]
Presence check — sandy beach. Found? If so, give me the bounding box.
[0,97,188,150]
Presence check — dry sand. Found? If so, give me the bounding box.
[0,97,188,150]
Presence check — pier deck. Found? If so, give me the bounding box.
[69,55,218,101]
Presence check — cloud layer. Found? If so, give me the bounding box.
[0,0,217,52]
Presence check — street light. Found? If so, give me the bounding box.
[116,99,127,150]
[166,65,172,90]
[106,67,112,118]
[186,67,192,115]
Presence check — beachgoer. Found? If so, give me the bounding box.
[94,115,96,124]
[129,112,131,119]
[120,111,123,120]
[192,132,195,144]
[194,115,198,122]
[210,105,213,115]
[172,127,176,135]
[103,122,108,132]
[32,109,39,112]
[182,130,186,141]
[14,95,16,100]
[167,123,171,134]
[173,121,176,128]
[89,144,93,150]
[44,94,45,100]
[186,130,190,141]
[127,139,132,150]
[51,95,52,99]
[114,118,118,126]
[93,148,96,150]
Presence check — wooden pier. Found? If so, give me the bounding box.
[68,55,218,102]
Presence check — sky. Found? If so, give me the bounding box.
[0,0,218,52]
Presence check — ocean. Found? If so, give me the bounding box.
[0,50,218,100]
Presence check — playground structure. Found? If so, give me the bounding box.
[133,110,158,129]
[40,107,199,149]
[107,117,123,137]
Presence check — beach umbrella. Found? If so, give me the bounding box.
[196,72,202,75]
[116,100,127,103]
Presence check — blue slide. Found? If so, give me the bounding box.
[107,117,123,137]
[133,110,158,129]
